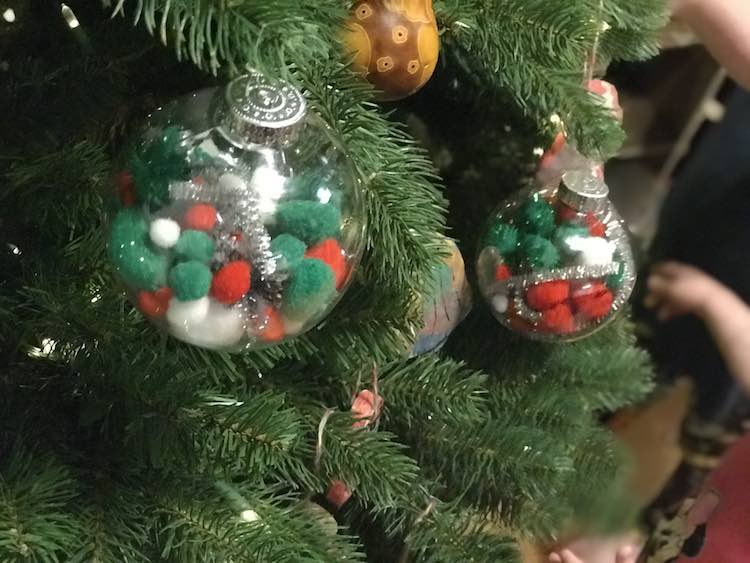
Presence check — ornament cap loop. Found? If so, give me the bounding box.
[560,168,609,213]
[219,71,307,147]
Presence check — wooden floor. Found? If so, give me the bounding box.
[520,378,693,562]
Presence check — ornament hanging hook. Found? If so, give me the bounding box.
[584,0,607,83]
[315,407,336,473]
[370,362,382,430]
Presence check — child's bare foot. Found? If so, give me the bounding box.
[548,533,641,563]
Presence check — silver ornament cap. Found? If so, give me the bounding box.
[220,71,307,147]
[559,168,610,213]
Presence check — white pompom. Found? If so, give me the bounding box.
[218,168,287,224]
[218,172,247,193]
[149,218,181,248]
[166,296,210,327]
[571,236,614,266]
[169,300,244,348]
[198,138,220,158]
[492,295,509,314]
[249,165,287,221]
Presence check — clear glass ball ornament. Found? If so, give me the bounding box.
[476,168,635,341]
[108,71,365,351]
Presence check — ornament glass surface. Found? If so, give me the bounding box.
[108,72,365,351]
[477,169,635,341]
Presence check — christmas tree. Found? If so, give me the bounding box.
[0,1,666,561]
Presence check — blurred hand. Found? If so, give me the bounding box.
[548,534,640,563]
[645,262,727,322]
[646,262,750,393]
[670,0,694,17]
[666,0,750,90]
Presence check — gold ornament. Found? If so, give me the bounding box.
[342,0,440,101]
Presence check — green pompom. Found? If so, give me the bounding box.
[520,234,560,269]
[553,223,590,252]
[110,208,148,241]
[188,146,214,167]
[109,209,167,290]
[283,258,336,318]
[168,260,212,301]
[518,197,556,236]
[485,221,519,255]
[174,230,215,263]
[271,234,307,270]
[111,245,168,291]
[607,261,626,290]
[129,126,190,208]
[275,201,341,245]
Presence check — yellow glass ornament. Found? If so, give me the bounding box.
[342,0,440,101]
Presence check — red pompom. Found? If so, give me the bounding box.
[137,287,172,318]
[585,213,607,237]
[211,260,252,304]
[184,203,217,231]
[572,281,613,320]
[540,132,567,169]
[326,480,353,509]
[305,238,348,289]
[541,303,575,334]
[116,171,136,207]
[588,220,606,237]
[571,280,606,299]
[258,306,285,343]
[557,203,579,223]
[495,263,512,281]
[526,280,570,311]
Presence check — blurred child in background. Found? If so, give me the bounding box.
[550,0,750,560]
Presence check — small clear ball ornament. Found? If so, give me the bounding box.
[108,71,365,351]
[477,168,635,341]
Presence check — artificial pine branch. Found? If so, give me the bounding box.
[155,480,365,562]
[69,479,151,563]
[601,0,668,62]
[406,508,519,563]
[0,445,85,562]
[378,356,488,429]
[193,392,319,487]
[0,0,668,559]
